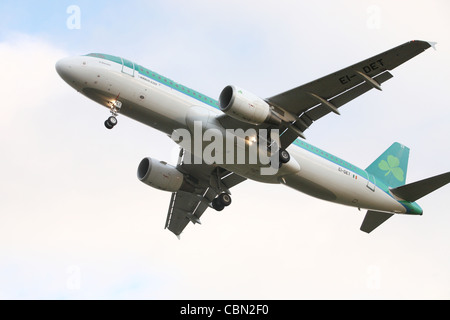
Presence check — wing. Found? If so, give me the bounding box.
[264,40,433,148]
[165,150,246,237]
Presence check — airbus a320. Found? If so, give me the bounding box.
[56,40,449,237]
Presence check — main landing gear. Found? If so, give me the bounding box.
[104,100,122,130]
[208,147,290,212]
[279,149,290,164]
[270,148,290,168]
[212,193,232,212]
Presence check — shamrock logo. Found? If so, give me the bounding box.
[378,155,404,182]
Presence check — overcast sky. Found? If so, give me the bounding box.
[1,0,449,299]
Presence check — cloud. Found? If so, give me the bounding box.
[1,1,450,300]
[0,34,66,124]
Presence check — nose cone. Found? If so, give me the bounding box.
[55,57,73,83]
[55,56,88,91]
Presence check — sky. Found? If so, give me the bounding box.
[0,0,449,299]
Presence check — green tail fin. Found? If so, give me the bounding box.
[366,142,410,188]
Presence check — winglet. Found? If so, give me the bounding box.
[427,41,437,51]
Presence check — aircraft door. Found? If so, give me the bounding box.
[367,174,376,192]
[122,58,135,76]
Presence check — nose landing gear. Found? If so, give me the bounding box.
[105,100,122,130]
[104,116,118,129]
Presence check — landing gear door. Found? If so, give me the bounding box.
[122,58,135,76]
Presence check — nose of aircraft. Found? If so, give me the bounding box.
[55,56,89,90]
[55,57,73,83]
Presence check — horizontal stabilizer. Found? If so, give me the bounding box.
[360,210,394,234]
[390,172,450,202]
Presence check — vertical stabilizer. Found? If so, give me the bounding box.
[366,142,409,188]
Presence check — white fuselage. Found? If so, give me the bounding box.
[56,55,407,214]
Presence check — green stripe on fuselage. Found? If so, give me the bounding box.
[86,53,220,109]
[292,139,366,177]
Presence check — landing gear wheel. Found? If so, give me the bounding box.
[279,149,290,164]
[104,116,117,129]
[104,120,114,129]
[212,198,225,211]
[107,116,118,126]
[217,193,232,207]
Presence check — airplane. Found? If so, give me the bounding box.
[56,40,450,237]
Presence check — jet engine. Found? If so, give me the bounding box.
[137,157,193,192]
[219,85,281,125]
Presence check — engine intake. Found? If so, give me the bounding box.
[219,85,281,125]
[137,157,193,192]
